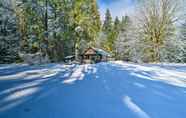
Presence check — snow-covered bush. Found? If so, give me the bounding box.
[19,52,50,65]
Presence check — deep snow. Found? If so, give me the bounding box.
[0,61,186,118]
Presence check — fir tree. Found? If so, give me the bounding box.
[181,20,186,41]
[121,15,130,31]
[114,16,121,33]
[0,0,20,63]
[180,20,186,62]
[102,9,113,34]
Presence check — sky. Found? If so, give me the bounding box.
[98,0,136,21]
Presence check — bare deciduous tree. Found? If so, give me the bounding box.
[138,0,180,62]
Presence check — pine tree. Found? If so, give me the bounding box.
[71,0,101,60]
[115,16,135,61]
[181,20,186,41]
[180,20,186,62]
[0,0,20,63]
[100,9,113,52]
[102,9,113,34]
[110,16,121,55]
[121,16,130,31]
[88,0,101,43]
[114,16,121,33]
[101,10,123,54]
[16,0,45,54]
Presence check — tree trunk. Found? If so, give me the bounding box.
[43,0,49,58]
[75,38,80,61]
[44,0,48,32]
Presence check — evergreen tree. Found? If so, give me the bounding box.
[114,16,121,33]
[115,16,136,61]
[100,9,113,52]
[88,0,101,43]
[102,9,113,33]
[71,0,101,60]
[180,20,186,62]
[101,10,121,54]
[48,0,75,61]
[0,0,20,63]
[121,15,130,31]
[181,20,186,41]
[16,0,46,54]
[110,16,121,55]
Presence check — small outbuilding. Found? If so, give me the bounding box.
[81,47,112,64]
[64,55,75,64]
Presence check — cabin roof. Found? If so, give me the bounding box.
[83,47,111,57]
[92,48,111,57]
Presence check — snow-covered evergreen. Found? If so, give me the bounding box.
[0,0,20,63]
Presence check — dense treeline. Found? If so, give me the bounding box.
[0,0,101,63]
[0,0,20,63]
[0,0,185,64]
[99,0,186,63]
[16,0,101,62]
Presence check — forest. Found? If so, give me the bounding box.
[0,0,186,64]
[1,1,186,118]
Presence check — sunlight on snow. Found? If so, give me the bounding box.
[0,69,49,80]
[0,78,49,96]
[63,64,97,84]
[63,66,85,84]
[0,65,69,112]
[63,78,77,84]
[0,87,39,112]
[123,96,151,118]
[0,87,38,103]
[113,61,186,87]
[131,72,154,80]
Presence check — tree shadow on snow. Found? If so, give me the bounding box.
[59,62,186,118]
[0,62,186,118]
[0,64,78,115]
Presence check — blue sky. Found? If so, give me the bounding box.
[98,0,136,21]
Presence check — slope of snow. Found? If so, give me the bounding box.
[0,62,186,118]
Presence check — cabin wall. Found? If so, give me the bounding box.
[82,55,102,64]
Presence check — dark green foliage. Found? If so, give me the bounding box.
[102,9,113,34]
[121,16,130,31]
[0,0,20,64]
[114,17,121,33]
[180,20,186,62]
[101,10,121,54]
[14,0,101,62]
[181,20,186,41]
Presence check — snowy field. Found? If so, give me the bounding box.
[0,61,186,118]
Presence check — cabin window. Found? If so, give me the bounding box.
[84,55,90,59]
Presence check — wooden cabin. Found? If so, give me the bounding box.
[81,47,112,64]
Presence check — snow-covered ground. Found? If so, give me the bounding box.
[0,61,186,118]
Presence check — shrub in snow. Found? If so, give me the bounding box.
[19,52,50,65]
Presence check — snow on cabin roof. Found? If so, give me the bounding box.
[91,47,112,57]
